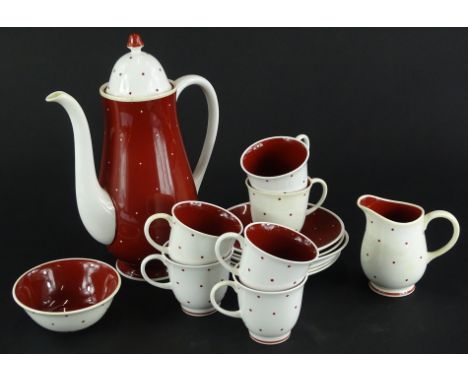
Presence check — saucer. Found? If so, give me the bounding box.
[308,231,349,276]
[228,202,345,252]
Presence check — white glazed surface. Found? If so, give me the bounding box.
[247,177,328,231]
[24,301,114,332]
[144,201,243,266]
[141,252,229,316]
[45,92,116,245]
[358,195,460,296]
[12,258,121,332]
[107,40,172,98]
[215,223,318,291]
[210,276,306,344]
[241,134,310,193]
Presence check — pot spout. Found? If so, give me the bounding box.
[46,91,116,245]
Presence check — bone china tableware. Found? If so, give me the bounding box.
[215,222,318,291]
[12,258,121,332]
[247,177,328,232]
[141,250,229,317]
[46,33,219,281]
[210,275,307,345]
[358,195,460,297]
[240,134,310,192]
[144,201,243,266]
[228,202,345,252]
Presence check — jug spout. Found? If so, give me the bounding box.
[357,194,423,224]
[46,91,116,245]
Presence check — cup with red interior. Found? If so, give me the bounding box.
[215,222,319,291]
[240,134,310,193]
[144,201,244,266]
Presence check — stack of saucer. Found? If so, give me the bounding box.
[228,203,348,276]
[230,134,349,276]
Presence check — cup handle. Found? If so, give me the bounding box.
[215,232,244,276]
[140,254,172,290]
[144,213,174,254]
[305,178,328,215]
[210,280,242,318]
[424,210,460,263]
[296,134,310,150]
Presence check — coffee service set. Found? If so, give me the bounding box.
[12,34,460,345]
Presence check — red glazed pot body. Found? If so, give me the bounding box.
[99,92,197,278]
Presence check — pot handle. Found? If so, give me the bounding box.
[140,254,172,290]
[424,210,460,263]
[210,280,242,318]
[144,213,174,254]
[305,178,328,215]
[215,232,244,276]
[175,75,219,192]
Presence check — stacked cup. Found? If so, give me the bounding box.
[210,134,334,344]
[240,134,328,231]
[211,222,320,344]
[140,201,243,317]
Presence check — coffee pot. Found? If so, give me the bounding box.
[46,33,219,281]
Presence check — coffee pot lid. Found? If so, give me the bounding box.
[106,33,172,98]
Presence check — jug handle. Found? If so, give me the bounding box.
[175,75,219,192]
[424,210,460,263]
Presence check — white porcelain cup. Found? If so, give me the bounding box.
[215,222,318,291]
[240,134,310,192]
[144,201,243,265]
[141,252,230,317]
[247,177,328,231]
[210,275,307,345]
